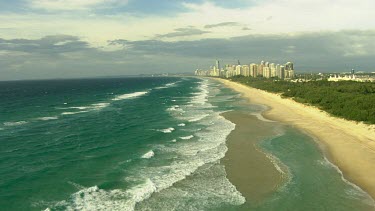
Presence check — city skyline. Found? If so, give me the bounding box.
[1,0,375,80]
[195,60,295,79]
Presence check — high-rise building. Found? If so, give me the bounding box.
[216,60,221,71]
[280,65,285,79]
[285,62,294,71]
[250,63,257,77]
[195,60,294,79]
[269,63,276,78]
[263,67,271,78]
[242,65,250,76]
[258,63,264,76]
[284,62,294,79]
[288,70,295,78]
[271,67,276,78]
[235,65,242,76]
[276,64,283,79]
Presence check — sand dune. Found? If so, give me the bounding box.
[215,78,375,199]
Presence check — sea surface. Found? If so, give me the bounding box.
[0,77,373,210]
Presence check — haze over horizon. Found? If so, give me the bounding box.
[1,0,375,80]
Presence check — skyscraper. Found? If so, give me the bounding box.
[258,63,264,76]
[285,62,294,79]
[242,65,250,76]
[216,60,221,71]
[235,65,242,75]
[279,65,285,79]
[250,63,257,77]
[263,67,271,78]
[285,62,294,71]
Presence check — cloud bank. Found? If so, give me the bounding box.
[1,30,375,80]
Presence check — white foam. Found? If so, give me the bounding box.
[36,116,59,121]
[178,123,186,127]
[61,111,89,115]
[118,159,132,165]
[155,82,177,90]
[188,114,209,122]
[132,113,239,207]
[320,157,375,205]
[52,113,236,210]
[171,139,177,143]
[91,103,110,110]
[251,112,276,122]
[142,150,155,159]
[48,179,158,211]
[68,181,86,190]
[166,105,184,113]
[69,106,89,110]
[180,135,194,140]
[3,121,28,126]
[189,80,210,105]
[136,162,245,210]
[112,91,148,101]
[264,151,287,176]
[48,78,244,211]
[60,102,109,116]
[157,128,175,133]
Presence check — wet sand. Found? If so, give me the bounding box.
[221,111,284,204]
[215,78,375,200]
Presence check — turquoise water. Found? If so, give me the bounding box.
[250,127,374,210]
[0,77,373,210]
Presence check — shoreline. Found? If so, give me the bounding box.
[214,77,375,200]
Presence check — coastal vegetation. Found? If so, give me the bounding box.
[229,76,375,124]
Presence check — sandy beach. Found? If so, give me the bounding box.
[215,78,375,200]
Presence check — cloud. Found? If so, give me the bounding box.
[29,0,129,11]
[1,0,375,47]
[0,35,91,54]
[154,27,210,39]
[204,22,241,29]
[1,0,375,80]
[111,30,375,70]
[1,30,375,80]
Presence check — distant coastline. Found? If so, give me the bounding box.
[214,77,375,200]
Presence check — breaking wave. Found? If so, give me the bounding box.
[112,91,148,101]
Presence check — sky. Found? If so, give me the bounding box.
[0,0,375,80]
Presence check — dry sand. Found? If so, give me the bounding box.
[215,78,375,199]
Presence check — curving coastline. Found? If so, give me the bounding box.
[214,77,375,200]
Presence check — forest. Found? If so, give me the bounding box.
[228,76,375,124]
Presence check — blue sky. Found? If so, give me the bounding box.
[0,0,375,80]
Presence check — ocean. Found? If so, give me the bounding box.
[0,77,373,211]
